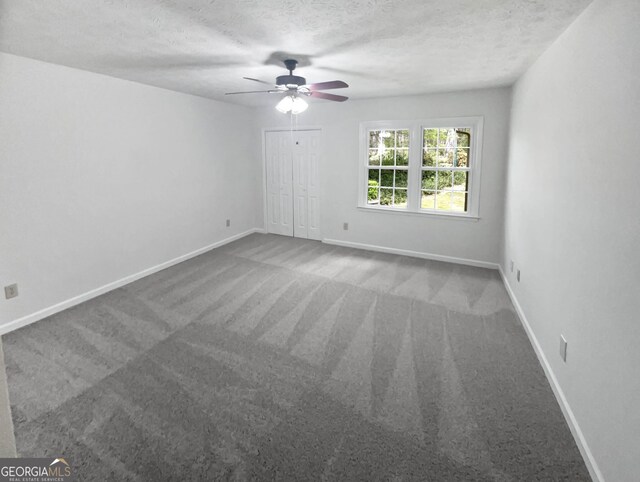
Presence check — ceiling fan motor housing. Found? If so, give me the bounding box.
[276,74,306,87]
[277,59,305,87]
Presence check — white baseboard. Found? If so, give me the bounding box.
[322,238,499,270]
[0,228,262,336]
[498,267,603,482]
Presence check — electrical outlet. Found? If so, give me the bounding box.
[517,269,521,282]
[226,219,230,227]
[343,222,349,231]
[4,284,18,300]
[510,260,514,272]
[559,335,568,362]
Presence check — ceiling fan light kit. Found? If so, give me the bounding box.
[275,95,308,114]
[226,58,349,114]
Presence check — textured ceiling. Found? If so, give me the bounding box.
[0,0,592,106]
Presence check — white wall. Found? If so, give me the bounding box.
[0,52,262,328]
[256,87,511,266]
[502,1,640,480]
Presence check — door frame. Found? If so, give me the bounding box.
[262,127,324,239]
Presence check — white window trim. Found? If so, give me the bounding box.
[357,116,484,219]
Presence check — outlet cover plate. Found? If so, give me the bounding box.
[559,335,568,362]
[4,284,18,299]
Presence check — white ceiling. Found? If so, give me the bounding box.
[0,0,592,106]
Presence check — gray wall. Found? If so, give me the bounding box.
[256,87,511,266]
[502,1,640,480]
[0,52,262,329]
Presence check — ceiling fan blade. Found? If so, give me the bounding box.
[243,77,274,86]
[310,91,349,102]
[307,80,349,91]
[225,90,282,95]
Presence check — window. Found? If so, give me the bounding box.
[421,128,471,212]
[367,129,409,208]
[359,117,483,218]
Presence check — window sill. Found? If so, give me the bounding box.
[356,205,480,221]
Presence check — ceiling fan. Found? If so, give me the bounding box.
[225,59,349,113]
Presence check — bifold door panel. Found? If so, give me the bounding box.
[266,130,321,240]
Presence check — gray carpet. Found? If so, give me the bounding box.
[3,234,590,481]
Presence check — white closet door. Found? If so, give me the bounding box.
[299,131,322,240]
[265,129,321,240]
[292,134,309,239]
[265,131,293,236]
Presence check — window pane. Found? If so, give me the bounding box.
[435,191,468,212]
[436,170,453,190]
[380,169,394,187]
[394,188,407,207]
[367,169,380,204]
[395,170,408,188]
[369,130,380,149]
[453,171,468,191]
[422,170,436,190]
[382,131,395,148]
[368,187,379,204]
[438,128,453,146]
[450,192,468,212]
[396,148,409,166]
[423,128,437,148]
[421,191,436,209]
[397,130,410,148]
[436,191,453,211]
[382,150,394,166]
[456,128,471,147]
[423,148,437,167]
[368,148,380,166]
[380,188,393,206]
[437,148,454,167]
[455,148,469,167]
